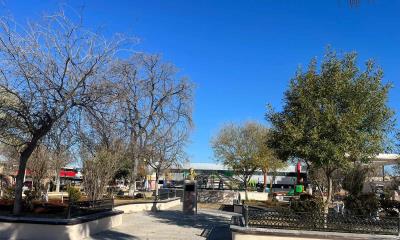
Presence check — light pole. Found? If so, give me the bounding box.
[61,169,66,203]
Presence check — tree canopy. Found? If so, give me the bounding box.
[211,122,282,198]
[267,49,394,208]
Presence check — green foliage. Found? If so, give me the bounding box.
[344,193,380,216]
[380,199,400,216]
[342,165,368,196]
[211,122,269,192]
[268,49,393,167]
[113,168,130,181]
[248,179,257,187]
[2,186,15,200]
[67,187,81,203]
[23,190,37,211]
[267,48,394,206]
[290,193,323,213]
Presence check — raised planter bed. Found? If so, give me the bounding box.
[114,197,181,213]
[0,210,123,240]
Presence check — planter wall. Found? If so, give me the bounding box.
[0,211,123,240]
[114,198,181,213]
[231,227,398,240]
[239,192,268,201]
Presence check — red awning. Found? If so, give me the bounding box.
[59,170,76,177]
[14,169,77,178]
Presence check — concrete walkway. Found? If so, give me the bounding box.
[89,207,237,240]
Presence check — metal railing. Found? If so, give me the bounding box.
[66,198,114,218]
[157,188,183,201]
[243,206,400,236]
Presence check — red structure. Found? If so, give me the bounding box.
[59,169,77,178]
[296,161,301,184]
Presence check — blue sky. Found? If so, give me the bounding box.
[4,1,400,163]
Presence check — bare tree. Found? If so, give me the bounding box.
[81,141,124,201]
[79,96,127,200]
[0,11,129,214]
[45,120,74,192]
[146,130,188,199]
[27,145,51,199]
[113,53,194,195]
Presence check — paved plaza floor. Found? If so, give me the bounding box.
[88,207,238,240]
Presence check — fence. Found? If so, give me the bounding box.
[66,198,114,218]
[242,206,400,236]
[158,188,183,201]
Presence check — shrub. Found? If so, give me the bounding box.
[290,193,322,213]
[344,193,379,216]
[2,186,15,200]
[342,166,368,196]
[23,189,38,211]
[115,195,134,200]
[380,199,400,216]
[264,199,287,208]
[67,187,82,203]
[135,193,145,199]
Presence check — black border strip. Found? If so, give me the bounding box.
[0,210,123,225]
[114,197,180,206]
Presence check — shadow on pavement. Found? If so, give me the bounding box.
[90,230,139,240]
[205,225,232,240]
[148,210,232,240]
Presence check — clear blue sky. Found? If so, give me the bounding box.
[4,1,400,163]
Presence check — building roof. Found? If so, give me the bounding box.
[371,154,399,165]
[181,153,400,171]
[182,162,229,170]
[181,162,307,172]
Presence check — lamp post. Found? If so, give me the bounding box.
[61,169,66,203]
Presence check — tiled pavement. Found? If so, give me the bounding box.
[88,206,238,240]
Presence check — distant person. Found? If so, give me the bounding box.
[219,179,224,189]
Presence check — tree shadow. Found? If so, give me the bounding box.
[205,225,232,240]
[90,230,139,240]
[148,209,233,240]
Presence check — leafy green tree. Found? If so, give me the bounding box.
[267,49,394,211]
[342,165,368,197]
[258,133,287,191]
[211,122,266,200]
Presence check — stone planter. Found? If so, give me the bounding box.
[0,210,123,240]
[114,197,181,213]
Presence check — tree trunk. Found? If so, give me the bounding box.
[324,175,333,214]
[271,173,276,194]
[129,158,139,196]
[55,173,61,193]
[270,178,273,193]
[263,169,267,190]
[13,143,37,215]
[13,119,53,215]
[155,170,159,201]
[244,180,249,201]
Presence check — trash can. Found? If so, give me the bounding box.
[183,180,197,214]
